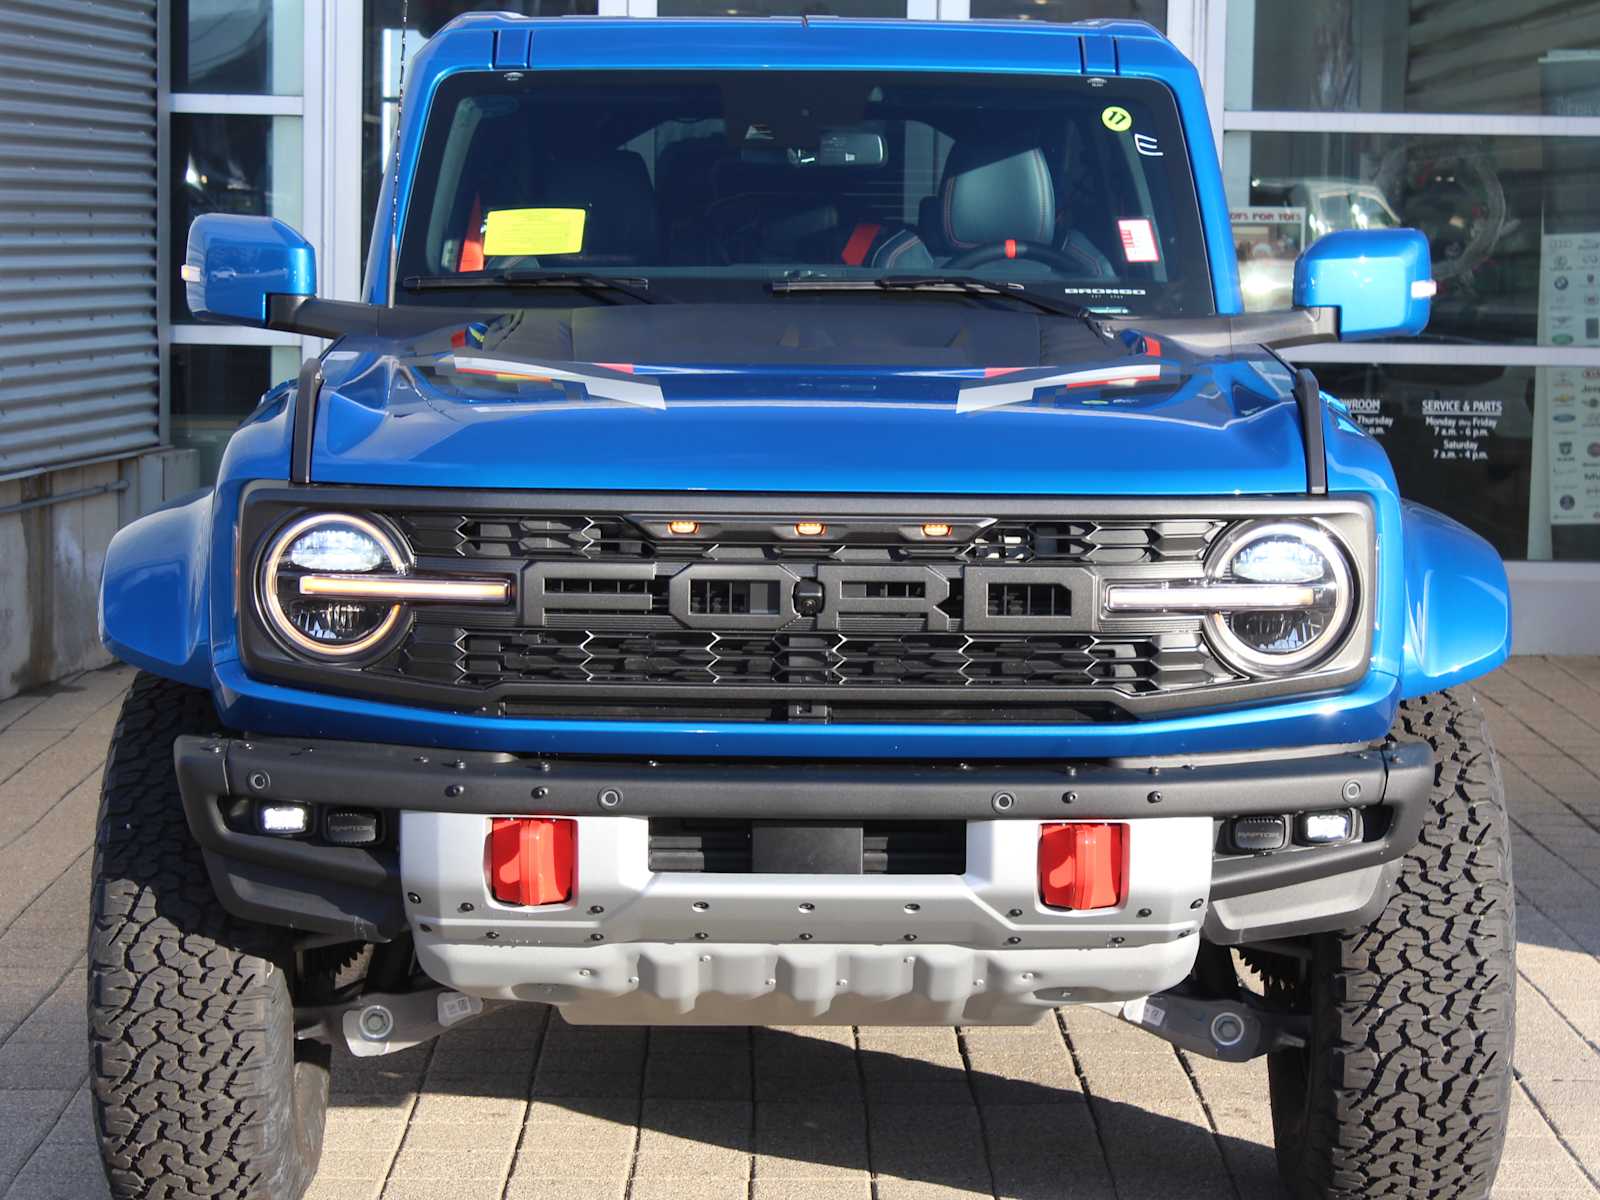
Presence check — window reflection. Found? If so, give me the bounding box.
[172,0,304,94]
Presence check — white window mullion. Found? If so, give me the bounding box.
[1223,110,1600,139]
[168,93,304,116]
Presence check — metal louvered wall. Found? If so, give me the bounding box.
[0,0,161,477]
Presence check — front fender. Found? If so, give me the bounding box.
[1398,501,1510,698]
[99,489,214,689]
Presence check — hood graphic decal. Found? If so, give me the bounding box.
[443,354,667,410]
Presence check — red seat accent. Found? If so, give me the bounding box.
[1038,823,1126,910]
[459,194,485,273]
[489,817,575,906]
[841,222,882,266]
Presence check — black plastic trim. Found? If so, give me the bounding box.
[176,743,405,941]
[1294,367,1328,496]
[290,358,322,485]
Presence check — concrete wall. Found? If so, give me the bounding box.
[0,449,197,701]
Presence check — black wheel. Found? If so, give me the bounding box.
[1267,688,1516,1199]
[88,672,329,1200]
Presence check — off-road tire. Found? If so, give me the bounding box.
[88,672,328,1199]
[1268,688,1516,1199]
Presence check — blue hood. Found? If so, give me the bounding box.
[307,332,1311,496]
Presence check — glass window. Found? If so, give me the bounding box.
[362,1,601,254]
[1311,359,1600,564]
[171,115,303,322]
[1225,132,1600,345]
[170,345,301,484]
[969,0,1164,29]
[172,0,304,94]
[396,69,1215,317]
[1227,0,1600,115]
[657,0,903,13]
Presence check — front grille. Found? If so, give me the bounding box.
[361,506,1243,718]
[239,490,1376,724]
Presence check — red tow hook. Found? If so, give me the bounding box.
[1038,823,1127,910]
[488,817,575,906]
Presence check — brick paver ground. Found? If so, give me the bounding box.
[0,659,1597,1199]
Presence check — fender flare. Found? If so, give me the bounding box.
[98,488,214,689]
[1397,500,1510,698]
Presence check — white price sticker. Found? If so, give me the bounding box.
[1118,218,1160,263]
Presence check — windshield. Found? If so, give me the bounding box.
[396,69,1214,318]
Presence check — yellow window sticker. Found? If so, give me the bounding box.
[1100,106,1133,133]
[482,207,587,257]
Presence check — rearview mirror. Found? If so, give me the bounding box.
[182,214,316,327]
[1293,228,1434,341]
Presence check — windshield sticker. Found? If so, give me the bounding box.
[481,207,587,257]
[1117,219,1160,263]
[1100,106,1133,133]
[956,363,1163,413]
[1133,133,1163,157]
[444,355,665,409]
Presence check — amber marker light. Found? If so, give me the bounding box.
[922,523,953,538]
[667,520,699,535]
[794,521,827,537]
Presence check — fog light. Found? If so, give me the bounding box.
[258,803,311,836]
[921,522,952,538]
[794,521,827,537]
[668,520,699,535]
[1296,809,1356,845]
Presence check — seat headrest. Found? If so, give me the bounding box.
[939,143,1055,249]
[539,150,659,263]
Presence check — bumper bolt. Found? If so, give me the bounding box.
[1190,899,1205,909]
[598,788,623,810]
[406,892,421,904]
[532,786,548,799]
[445,784,464,799]
[692,901,710,912]
[1147,790,1163,804]
[589,905,605,915]
[1109,936,1125,945]
[590,933,604,942]
[799,932,813,941]
[1008,908,1023,918]
[1062,791,1078,804]
[247,771,270,792]
[903,933,918,941]
[903,903,920,913]
[419,923,432,933]
[798,902,814,913]
[413,755,429,764]
[1137,908,1152,918]
[458,902,474,913]
[484,931,499,940]
[1342,779,1363,803]
[694,932,709,940]
[357,1005,394,1040]
[1211,1012,1246,1048]
[1006,936,1021,945]
[991,791,1016,813]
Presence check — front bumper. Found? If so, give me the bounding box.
[175,736,1433,1024]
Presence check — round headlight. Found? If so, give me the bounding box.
[260,514,408,658]
[1205,521,1354,674]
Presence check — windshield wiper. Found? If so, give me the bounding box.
[769,274,1102,325]
[401,270,656,304]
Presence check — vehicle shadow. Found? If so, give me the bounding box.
[331,1008,1284,1198]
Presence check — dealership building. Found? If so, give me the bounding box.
[2,0,1598,696]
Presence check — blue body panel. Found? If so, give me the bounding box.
[1397,502,1512,696]
[98,14,1511,760]
[185,214,316,327]
[1294,228,1432,340]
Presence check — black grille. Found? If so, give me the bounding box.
[393,511,1225,566]
[364,507,1242,718]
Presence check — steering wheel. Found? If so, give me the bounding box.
[945,241,1091,272]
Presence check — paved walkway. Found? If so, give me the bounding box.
[0,660,1597,1199]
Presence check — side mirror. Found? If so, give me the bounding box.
[1293,228,1434,341]
[182,214,315,327]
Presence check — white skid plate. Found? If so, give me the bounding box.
[402,813,1213,1025]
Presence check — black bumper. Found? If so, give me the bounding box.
[174,735,1434,944]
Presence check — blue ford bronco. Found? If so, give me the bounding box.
[91,13,1514,1200]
